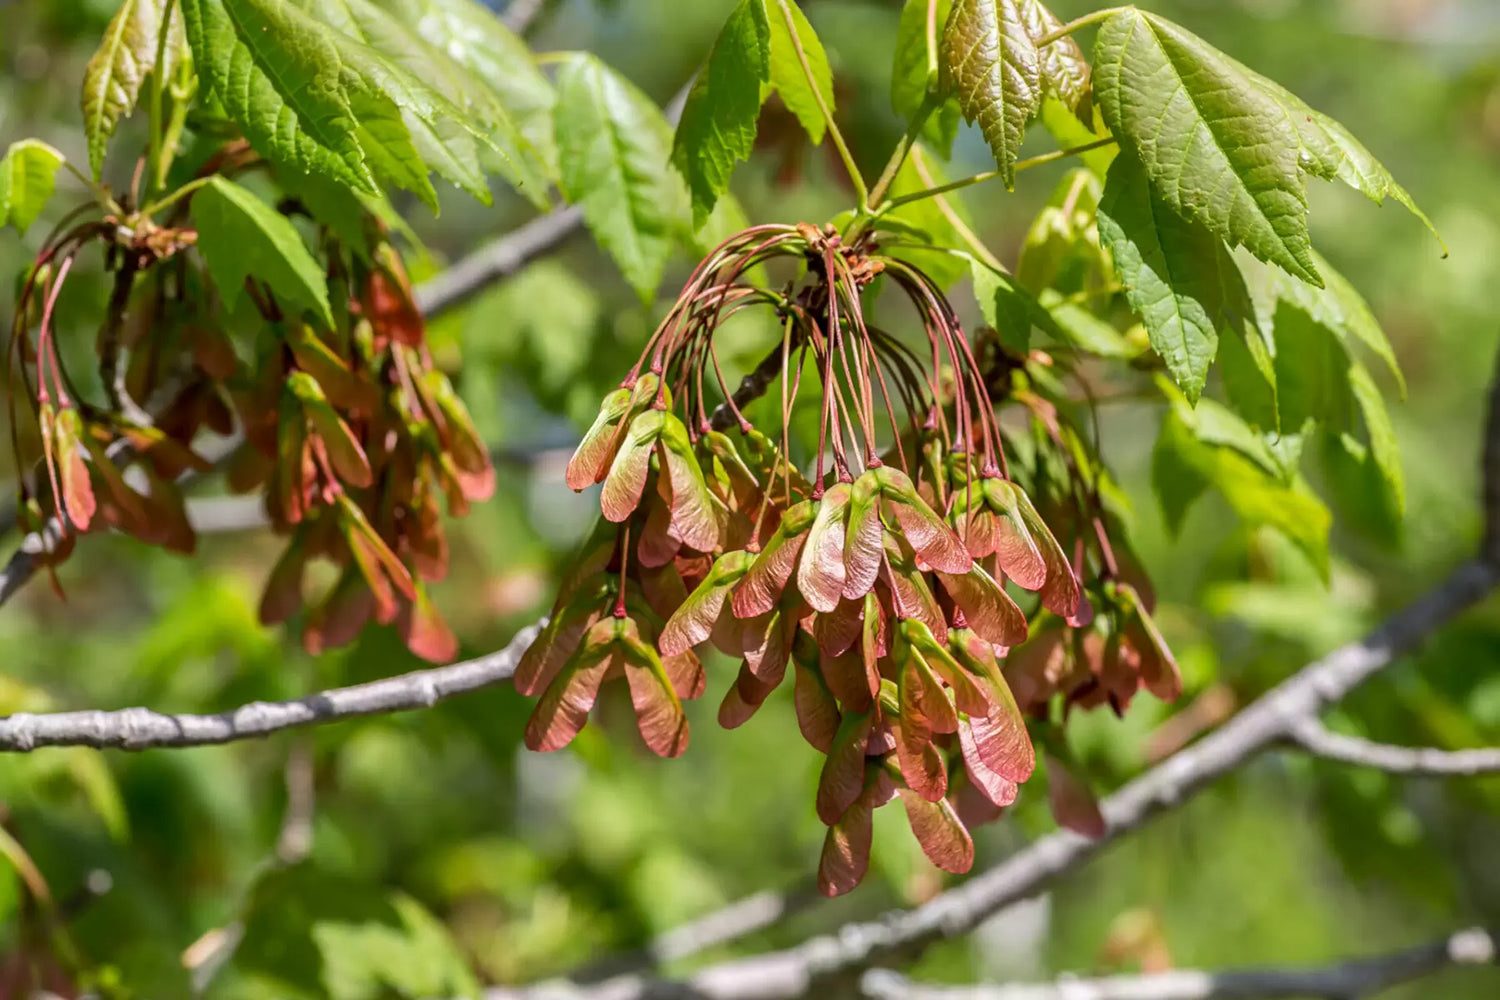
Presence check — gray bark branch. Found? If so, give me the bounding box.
[1288,718,1500,777]
[0,622,542,751]
[859,928,1496,1000]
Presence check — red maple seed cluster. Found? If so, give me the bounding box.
[522,224,1183,895]
[9,201,492,664]
[232,239,493,661]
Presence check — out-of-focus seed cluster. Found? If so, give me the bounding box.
[10,205,490,664]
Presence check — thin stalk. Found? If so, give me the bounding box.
[139,174,213,219]
[145,0,180,199]
[863,92,939,215]
[925,0,942,76]
[859,0,945,217]
[774,0,868,208]
[881,137,1118,211]
[58,161,122,216]
[1035,6,1127,47]
[155,78,192,194]
[907,148,1008,275]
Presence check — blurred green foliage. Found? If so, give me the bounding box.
[0,0,1498,996]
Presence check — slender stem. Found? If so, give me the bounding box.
[59,162,123,216]
[145,0,179,200]
[862,0,946,215]
[881,138,1118,211]
[156,65,192,194]
[140,174,212,218]
[906,146,1007,275]
[1035,6,1126,47]
[925,0,942,76]
[774,0,868,208]
[864,93,938,218]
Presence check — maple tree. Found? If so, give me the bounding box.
[1,0,1495,996]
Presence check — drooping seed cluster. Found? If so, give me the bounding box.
[11,208,491,663]
[523,224,1183,895]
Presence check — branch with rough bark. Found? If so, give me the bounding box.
[860,928,1496,1000]
[1287,718,1500,777]
[0,622,541,751]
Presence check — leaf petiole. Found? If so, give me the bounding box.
[145,0,181,200]
[58,160,123,216]
[1034,6,1128,47]
[905,145,1007,275]
[878,137,1117,212]
[862,89,941,221]
[774,0,867,208]
[139,175,212,219]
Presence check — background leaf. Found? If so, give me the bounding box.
[670,0,771,225]
[0,139,64,235]
[554,54,683,302]
[1154,407,1331,576]
[766,0,834,145]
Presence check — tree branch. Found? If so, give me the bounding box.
[565,887,825,985]
[0,620,542,751]
[1287,718,1500,777]
[860,928,1497,1000]
[414,206,586,320]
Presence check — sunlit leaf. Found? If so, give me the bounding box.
[555,54,683,301]
[939,0,1042,185]
[671,0,771,225]
[1098,151,1254,402]
[765,0,835,144]
[0,140,65,235]
[1093,9,1319,284]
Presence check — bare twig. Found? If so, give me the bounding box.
[860,928,1497,1000]
[1287,718,1500,777]
[0,621,542,751]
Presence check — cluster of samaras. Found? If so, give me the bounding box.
[13,214,491,663]
[233,241,494,661]
[517,225,1182,895]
